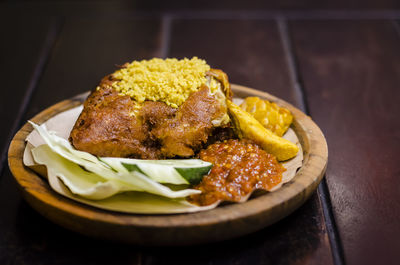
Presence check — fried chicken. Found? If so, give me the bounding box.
[150,85,227,157]
[69,87,162,159]
[69,70,231,159]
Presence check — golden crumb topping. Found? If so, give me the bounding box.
[111,57,210,108]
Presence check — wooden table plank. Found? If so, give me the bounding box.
[2,13,333,265]
[1,16,163,264]
[142,19,333,265]
[290,19,400,265]
[0,11,63,265]
[133,0,400,11]
[0,184,142,265]
[168,19,300,106]
[23,17,163,120]
[0,13,54,160]
[3,1,400,16]
[142,193,332,265]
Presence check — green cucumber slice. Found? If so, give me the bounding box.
[120,163,145,174]
[176,165,212,185]
[100,157,212,185]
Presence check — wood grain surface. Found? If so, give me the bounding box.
[167,18,334,263]
[290,20,400,265]
[23,17,163,120]
[0,14,54,158]
[169,20,299,105]
[2,0,400,263]
[128,0,400,11]
[0,13,335,265]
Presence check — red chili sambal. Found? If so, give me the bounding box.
[188,139,285,206]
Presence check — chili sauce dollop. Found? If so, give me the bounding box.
[189,139,285,206]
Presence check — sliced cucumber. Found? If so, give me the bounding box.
[120,163,144,174]
[176,166,212,185]
[100,157,212,185]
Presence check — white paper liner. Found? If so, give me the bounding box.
[24,100,303,214]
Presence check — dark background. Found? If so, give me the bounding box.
[1,1,400,265]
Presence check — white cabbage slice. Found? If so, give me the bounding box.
[29,122,200,199]
[32,145,127,200]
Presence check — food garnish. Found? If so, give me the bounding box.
[227,100,299,161]
[240,96,293,137]
[110,57,212,108]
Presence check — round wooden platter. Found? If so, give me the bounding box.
[8,84,328,246]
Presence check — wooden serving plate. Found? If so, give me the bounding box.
[8,84,328,246]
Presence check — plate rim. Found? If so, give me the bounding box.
[8,84,328,245]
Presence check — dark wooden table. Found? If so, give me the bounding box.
[1,1,400,265]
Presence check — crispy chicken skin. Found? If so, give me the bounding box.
[69,70,231,159]
[69,87,162,159]
[151,85,226,157]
